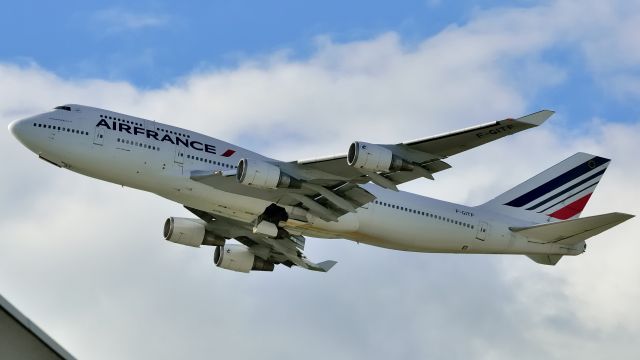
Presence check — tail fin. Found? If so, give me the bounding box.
[479,152,611,222]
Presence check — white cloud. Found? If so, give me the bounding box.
[1,0,640,359]
[93,8,170,33]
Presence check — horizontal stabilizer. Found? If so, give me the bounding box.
[511,212,634,245]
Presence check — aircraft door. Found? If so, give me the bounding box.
[93,126,105,145]
[174,146,184,164]
[48,127,56,141]
[475,221,489,241]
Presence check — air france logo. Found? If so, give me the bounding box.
[221,149,236,157]
[96,119,217,154]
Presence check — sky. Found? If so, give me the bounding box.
[1,1,639,359]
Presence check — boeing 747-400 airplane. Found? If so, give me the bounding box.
[8,105,633,272]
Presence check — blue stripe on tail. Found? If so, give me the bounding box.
[504,156,609,208]
[524,169,606,210]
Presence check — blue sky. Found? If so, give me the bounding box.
[2,0,505,85]
[3,0,637,124]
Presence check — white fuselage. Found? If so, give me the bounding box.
[9,105,581,257]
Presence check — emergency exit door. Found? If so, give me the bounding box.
[475,221,489,241]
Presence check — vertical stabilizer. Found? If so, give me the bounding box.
[478,153,610,222]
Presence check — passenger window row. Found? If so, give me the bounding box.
[100,114,143,128]
[157,127,190,138]
[33,122,89,136]
[99,114,190,139]
[116,138,160,151]
[373,200,474,229]
[185,154,235,168]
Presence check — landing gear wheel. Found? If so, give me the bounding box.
[258,203,289,224]
[254,204,290,239]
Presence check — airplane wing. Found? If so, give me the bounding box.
[191,171,375,222]
[186,206,337,272]
[247,234,337,272]
[296,110,554,188]
[192,110,553,222]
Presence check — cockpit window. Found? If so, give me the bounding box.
[54,105,71,111]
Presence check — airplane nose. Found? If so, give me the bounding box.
[8,116,38,147]
[8,118,26,141]
[9,119,20,137]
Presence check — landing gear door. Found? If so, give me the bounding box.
[93,127,105,145]
[475,221,489,241]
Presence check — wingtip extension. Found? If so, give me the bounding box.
[517,109,555,126]
[317,260,338,272]
[615,212,635,222]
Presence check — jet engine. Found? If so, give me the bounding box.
[236,158,299,189]
[347,141,413,172]
[214,244,275,273]
[163,217,225,247]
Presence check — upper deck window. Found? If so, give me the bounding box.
[54,105,71,111]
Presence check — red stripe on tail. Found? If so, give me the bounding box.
[548,193,592,220]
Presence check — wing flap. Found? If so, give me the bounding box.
[248,233,337,272]
[191,170,374,221]
[385,159,452,185]
[185,207,337,272]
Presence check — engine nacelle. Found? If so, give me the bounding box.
[164,217,225,247]
[236,158,299,189]
[347,141,413,172]
[214,244,275,273]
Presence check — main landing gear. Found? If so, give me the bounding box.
[253,203,289,238]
